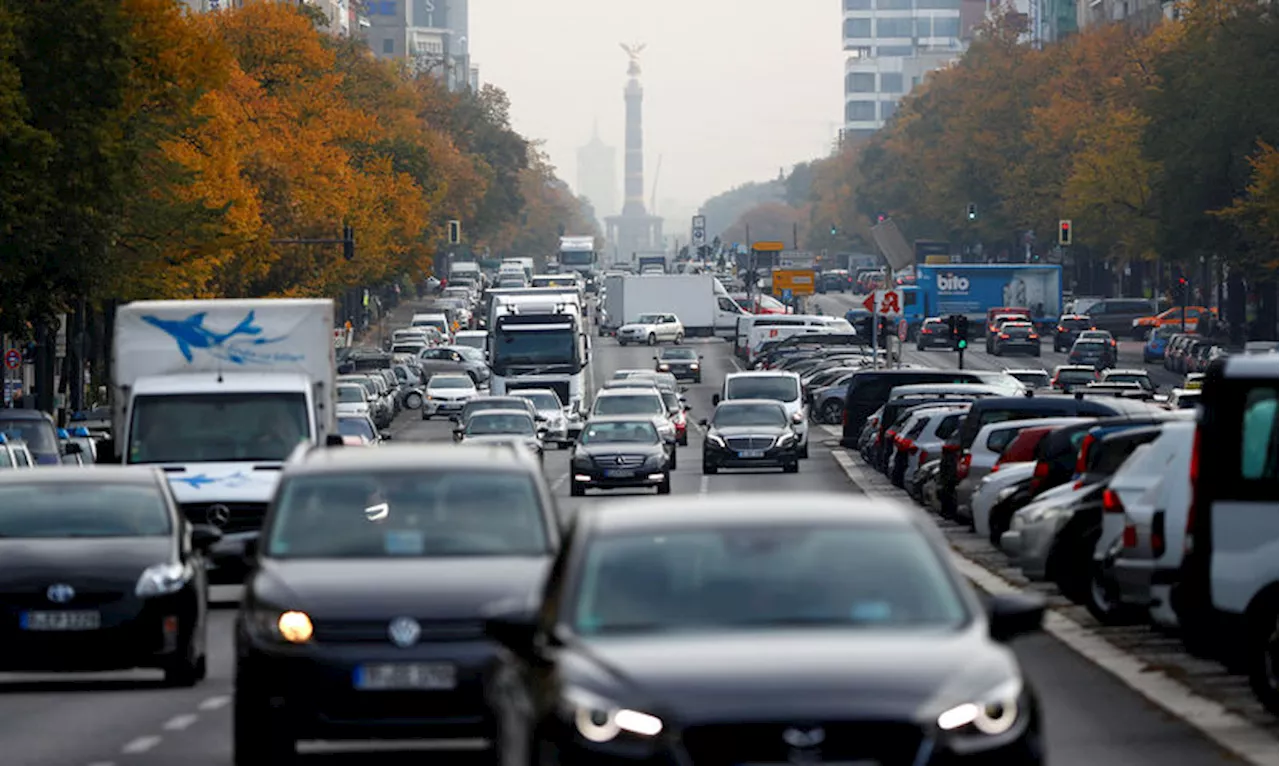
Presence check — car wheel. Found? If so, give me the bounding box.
[421,412,431,420]
[798,442,809,459]
[657,476,672,495]
[1033,348,1041,357]
[783,462,799,474]
[618,339,628,346]
[1085,565,1136,625]
[233,689,295,765]
[674,333,684,344]
[669,450,678,470]
[820,400,843,425]
[702,461,717,475]
[647,333,657,346]
[678,432,688,446]
[163,638,203,688]
[1249,598,1279,714]
[570,482,585,497]
[404,392,423,410]
[694,375,702,384]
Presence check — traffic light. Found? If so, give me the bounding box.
[875,212,887,223]
[1058,219,1072,246]
[447,219,461,245]
[342,225,355,261]
[954,315,969,350]
[966,203,977,221]
[830,224,837,236]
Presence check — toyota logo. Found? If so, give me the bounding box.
[46,584,75,604]
[782,727,825,748]
[205,504,232,527]
[388,617,422,648]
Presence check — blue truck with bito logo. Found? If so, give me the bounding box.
[845,264,1062,339]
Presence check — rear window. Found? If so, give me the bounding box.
[1088,432,1159,475]
[986,426,1024,454]
[935,414,962,440]
[1061,318,1092,329]
[962,406,1073,447]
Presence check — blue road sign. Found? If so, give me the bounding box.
[781,288,793,302]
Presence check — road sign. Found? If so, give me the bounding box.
[781,288,793,302]
[691,215,706,246]
[4,349,19,370]
[860,289,905,316]
[447,220,461,245]
[772,269,816,298]
[752,241,786,252]
[897,319,909,342]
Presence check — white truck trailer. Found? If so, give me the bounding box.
[599,274,744,338]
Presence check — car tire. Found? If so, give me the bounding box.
[233,690,295,766]
[798,442,809,459]
[693,375,702,384]
[669,450,678,470]
[820,400,843,425]
[647,333,657,346]
[783,462,799,474]
[163,638,203,688]
[570,483,585,497]
[674,333,684,344]
[618,339,628,346]
[657,477,672,495]
[404,392,423,410]
[678,432,688,446]
[1033,347,1041,357]
[1085,564,1137,625]
[1248,596,1279,714]
[701,461,717,475]
[421,412,431,420]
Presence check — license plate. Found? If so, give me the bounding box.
[604,469,634,478]
[21,610,101,631]
[737,450,766,459]
[354,663,457,691]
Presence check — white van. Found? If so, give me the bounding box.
[715,371,810,458]
[410,312,451,342]
[735,314,839,361]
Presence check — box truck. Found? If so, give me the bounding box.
[600,274,744,338]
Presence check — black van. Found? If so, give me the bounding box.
[839,369,1020,447]
[1084,298,1156,338]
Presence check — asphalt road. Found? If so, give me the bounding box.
[0,327,1251,766]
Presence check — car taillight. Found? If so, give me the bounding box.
[1030,460,1049,491]
[906,440,919,454]
[918,450,928,463]
[999,333,1010,339]
[1122,523,1138,548]
[1102,488,1123,514]
[957,453,972,480]
[921,328,932,334]
[1057,325,1066,332]
[1075,433,1096,475]
[1028,333,1039,339]
[1185,426,1201,554]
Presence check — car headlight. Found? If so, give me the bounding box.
[689,363,699,370]
[705,433,726,447]
[135,562,193,597]
[658,364,670,371]
[775,432,797,447]
[246,608,315,644]
[937,678,1022,736]
[561,687,664,743]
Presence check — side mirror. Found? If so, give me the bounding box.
[698,418,709,427]
[536,414,548,422]
[987,593,1044,642]
[191,524,223,552]
[449,414,460,423]
[537,428,549,438]
[483,609,539,655]
[792,412,805,424]
[683,404,691,412]
[380,432,393,441]
[711,394,721,406]
[64,442,82,455]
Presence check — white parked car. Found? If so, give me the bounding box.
[335,383,373,420]
[616,313,684,346]
[422,373,478,419]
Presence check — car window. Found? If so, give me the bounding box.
[338,417,376,441]
[517,392,562,410]
[0,485,171,537]
[594,394,663,416]
[726,376,799,402]
[581,421,659,444]
[714,403,788,427]
[0,418,57,454]
[571,525,967,635]
[1240,389,1278,480]
[466,413,535,435]
[268,471,549,558]
[905,417,929,439]
[935,414,963,440]
[986,426,1023,454]
[13,449,31,467]
[337,385,365,403]
[661,348,698,360]
[430,376,472,389]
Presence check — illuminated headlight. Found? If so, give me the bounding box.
[135,562,193,597]
[561,687,664,743]
[705,433,726,447]
[244,608,314,644]
[689,363,699,370]
[936,678,1022,736]
[658,364,670,371]
[775,432,797,447]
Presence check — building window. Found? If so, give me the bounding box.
[846,100,877,122]
[877,0,914,9]
[382,38,394,54]
[844,0,873,9]
[846,45,874,58]
[881,100,899,121]
[876,17,916,37]
[916,0,960,8]
[846,72,877,93]
[880,72,904,93]
[919,16,961,37]
[844,18,873,38]
[878,45,916,56]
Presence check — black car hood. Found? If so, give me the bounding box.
[566,629,1019,722]
[575,443,666,459]
[0,538,173,590]
[708,425,790,439]
[251,556,551,620]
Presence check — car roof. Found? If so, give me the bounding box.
[725,370,800,379]
[1055,364,1096,372]
[715,398,787,408]
[595,387,662,397]
[1219,354,1279,379]
[469,409,534,418]
[583,494,920,535]
[0,465,163,486]
[1004,368,1049,375]
[1104,369,1148,376]
[290,444,538,474]
[511,388,558,396]
[585,415,662,425]
[890,383,1005,397]
[0,410,51,422]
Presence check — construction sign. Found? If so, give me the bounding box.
[772,269,816,298]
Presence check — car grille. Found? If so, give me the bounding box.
[592,454,647,468]
[312,618,486,644]
[180,502,267,535]
[681,721,925,766]
[724,436,775,451]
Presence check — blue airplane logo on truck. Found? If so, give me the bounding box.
[141,310,288,364]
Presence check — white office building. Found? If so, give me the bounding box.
[842,0,966,141]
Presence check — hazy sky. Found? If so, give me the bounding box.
[470,0,843,215]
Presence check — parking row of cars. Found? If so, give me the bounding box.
[848,355,1279,713]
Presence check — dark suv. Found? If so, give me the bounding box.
[1053,315,1095,352]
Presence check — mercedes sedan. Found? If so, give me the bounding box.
[484,494,1047,766]
[700,399,800,474]
[570,417,671,496]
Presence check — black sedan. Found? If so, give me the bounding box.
[0,467,219,686]
[991,321,1042,357]
[234,445,560,764]
[1068,338,1114,369]
[916,317,954,349]
[654,347,703,382]
[484,494,1047,766]
[701,399,801,474]
[570,417,671,496]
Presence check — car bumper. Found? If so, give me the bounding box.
[425,400,467,415]
[657,365,700,380]
[0,589,198,673]
[236,633,496,740]
[995,342,1040,353]
[572,468,668,489]
[703,443,799,468]
[917,335,951,347]
[1112,556,1156,607]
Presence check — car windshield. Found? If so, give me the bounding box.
[714,403,787,427]
[726,376,799,402]
[1074,342,1105,352]
[635,314,663,323]
[1081,332,1111,340]
[128,392,309,463]
[267,471,549,558]
[430,376,472,389]
[1061,318,1092,329]
[572,525,967,635]
[517,392,562,411]
[1058,370,1096,385]
[581,421,659,444]
[1010,372,1050,387]
[449,346,485,363]
[661,348,698,360]
[1106,374,1153,390]
[337,386,365,403]
[391,344,424,354]
[0,485,171,538]
[338,417,376,441]
[455,334,486,349]
[466,413,534,435]
[594,394,663,416]
[0,418,58,455]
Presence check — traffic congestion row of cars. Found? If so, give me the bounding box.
[846,353,1279,713]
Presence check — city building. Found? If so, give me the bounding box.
[1076,0,1174,32]
[576,125,618,232]
[362,0,472,90]
[841,0,969,141]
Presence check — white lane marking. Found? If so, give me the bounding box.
[699,475,710,495]
[198,695,230,711]
[162,714,199,731]
[551,473,569,490]
[120,736,161,754]
[829,446,1279,766]
[821,424,841,437]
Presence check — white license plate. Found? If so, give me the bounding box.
[21,610,101,631]
[737,450,766,459]
[354,663,457,691]
[604,469,634,478]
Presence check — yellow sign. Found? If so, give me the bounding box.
[752,241,786,252]
[925,254,950,265]
[772,269,817,297]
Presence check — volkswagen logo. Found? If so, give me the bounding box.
[388,617,422,648]
[205,504,232,527]
[46,584,75,604]
[782,727,826,748]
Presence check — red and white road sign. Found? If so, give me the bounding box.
[897,318,909,342]
[4,349,20,370]
[860,289,905,317]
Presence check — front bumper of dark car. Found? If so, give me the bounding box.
[656,363,700,381]
[703,438,799,469]
[572,463,668,489]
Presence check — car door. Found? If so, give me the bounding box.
[660,315,679,341]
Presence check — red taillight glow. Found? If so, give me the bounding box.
[1028,333,1039,339]
[1122,524,1138,548]
[918,450,929,463]
[1102,488,1123,514]
[957,453,972,480]
[1185,426,1201,554]
[1076,434,1096,475]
